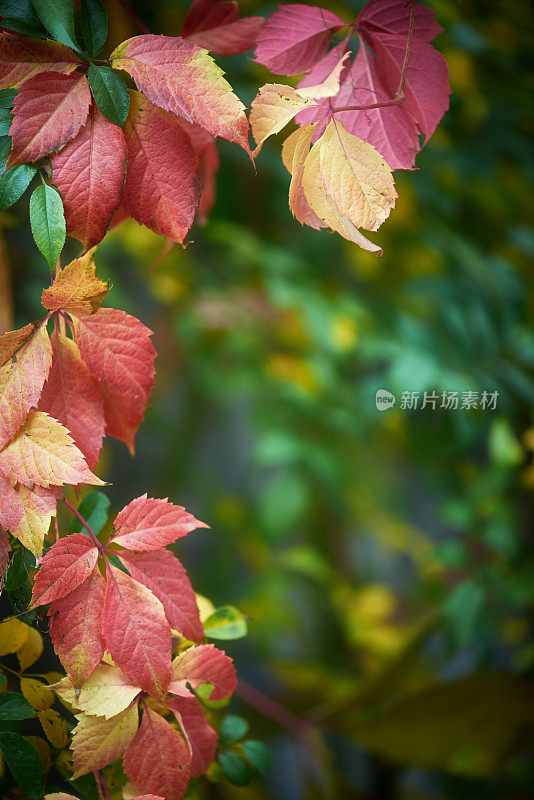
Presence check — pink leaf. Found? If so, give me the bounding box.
[98,383,147,456]
[48,567,106,686]
[0,322,52,450]
[111,494,208,551]
[0,32,82,88]
[123,91,200,244]
[178,120,220,224]
[168,695,217,777]
[183,0,264,56]
[72,307,156,402]
[102,564,172,698]
[0,322,36,366]
[110,36,250,151]
[0,528,10,578]
[123,706,190,800]
[51,106,128,248]
[120,549,204,642]
[38,334,105,470]
[169,643,237,701]
[32,532,99,607]
[254,4,346,75]
[357,0,443,41]
[0,474,58,555]
[7,71,91,167]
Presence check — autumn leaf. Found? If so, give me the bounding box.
[110,35,250,151]
[41,250,109,316]
[111,494,208,551]
[0,410,104,489]
[0,322,52,450]
[254,4,346,75]
[120,549,205,642]
[281,124,325,230]
[182,0,264,56]
[48,568,106,686]
[32,531,99,606]
[0,322,35,365]
[169,643,237,701]
[0,472,58,554]
[168,695,217,777]
[102,564,172,698]
[0,32,82,88]
[123,91,200,244]
[357,0,443,42]
[53,664,140,719]
[7,71,91,167]
[177,120,219,224]
[249,84,316,152]
[98,383,148,456]
[51,105,128,248]
[71,705,138,778]
[17,627,43,671]
[123,705,190,800]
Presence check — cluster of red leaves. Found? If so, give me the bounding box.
[32,493,235,799]
[0,0,262,247]
[0,251,156,555]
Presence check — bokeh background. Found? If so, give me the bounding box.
[3,0,534,798]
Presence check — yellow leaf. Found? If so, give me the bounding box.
[53,665,140,719]
[41,249,109,316]
[71,706,139,778]
[17,627,43,672]
[0,618,30,655]
[21,677,55,710]
[284,124,325,230]
[250,84,315,151]
[296,53,350,100]
[26,735,51,773]
[38,708,68,749]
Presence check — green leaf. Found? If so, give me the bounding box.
[29,183,66,268]
[0,163,36,212]
[217,750,254,786]
[106,553,131,575]
[30,0,79,51]
[443,581,485,648]
[68,490,110,536]
[0,108,13,137]
[0,692,36,720]
[0,731,43,798]
[220,715,249,744]
[80,0,107,56]
[87,63,129,127]
[204,606,248,640]
[488,417,523,468]
[0,136,12,173]
[0,89,17,109]
[4,549,36,592]
[0,0,44,36]
[241,740,271,776]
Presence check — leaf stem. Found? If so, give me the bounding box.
[114,0,151,34]
[62,497,105,554]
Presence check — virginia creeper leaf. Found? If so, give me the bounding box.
[0,321,52,449]
[49,567,106,686]
[178,120,219,223]
[0,477,58,555]
[32,531,99,606]
[254,4,346,75]
[0,0,43,37]
[169,643,237,701]
[68,489,110,535]
[123,91,200,244]
[0,321,35,365]
[282,124,325,230]
[29,0,79,52]
[71,705,138,778]
[80,0,108,56]
[357,0,443,42]
[102,564,172,698]
[120,549,205,642]
[182,0,264,56]
[51,105,128,248]
[0,731,43,799]
[29,183,66,268]
[168,695,217,777]
[110,35,250,151]
[41,250,109,316]
[249,83,315,152]
[53,664,140,718]
[98,382,148,455]
[111,494,208,551]
[87,63,129,127]
[0,162,36,211]
[0,410,104,488]
[0,31,81,88]
[123,706,190,800]
[7,70,91,166]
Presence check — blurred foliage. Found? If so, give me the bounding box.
[2,0,534,798]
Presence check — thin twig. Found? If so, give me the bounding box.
[62,497,105,554]
[236,679,311,737]
[115,0,150,34]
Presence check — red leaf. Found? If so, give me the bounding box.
[0,322,35,365]
[98,383,146,456]
[123,706,190,800]
[168,695,217,777]
[178,121,219,224]
[123,91,200,244]
[357,0,443,41]
[51,106,128,248]
[0,410,104,489]
[111,494,208,552]
[0,527,10,578]
[7,71,91,167]
[254,4,346,75]
[0,473,58,555]
[0,32,82,88]
[32,532,99,606]
[169,643,237,701]
[0,321,52,449]
[182,0,264,56]
[72,307,156,402]
[111,36,250,151]
[49,567,106,686]
[38,334,105,470]
[102,564,172,698]
[363,32,450,141]
[120,550,204,642]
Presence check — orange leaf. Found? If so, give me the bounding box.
[0,32,81,89]
[41,250,109,316]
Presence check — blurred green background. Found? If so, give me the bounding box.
[3,0,534,798]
